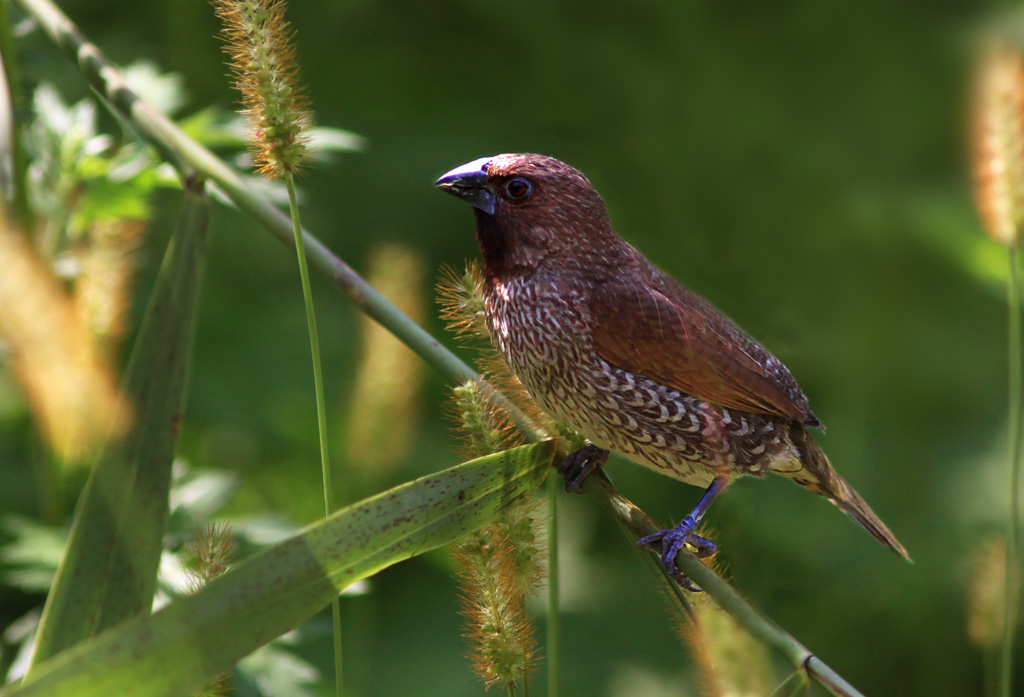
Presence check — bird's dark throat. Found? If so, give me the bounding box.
[474,208,515,278]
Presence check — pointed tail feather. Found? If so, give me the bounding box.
[781,427,911,561]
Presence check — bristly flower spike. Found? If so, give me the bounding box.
[213,0,312,178]
[973,41,1024,247]
[437,261,555,438]
[447,379,544,694]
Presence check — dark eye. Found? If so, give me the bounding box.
[505,177,533,200]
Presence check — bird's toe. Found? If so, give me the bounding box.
[558,444,608,493]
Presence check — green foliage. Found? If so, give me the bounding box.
[1,442,554,697]
[25,183,211,670]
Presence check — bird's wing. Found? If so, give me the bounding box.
[589,275,819,426]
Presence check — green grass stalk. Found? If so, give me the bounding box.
[546,471,559,697]
[1001,243,1022,697]
[0,0,33,231]
[286,175,343,696]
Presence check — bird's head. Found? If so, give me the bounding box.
[436,153,624,277]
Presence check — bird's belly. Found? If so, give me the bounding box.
[509,343,799,488]
[485,279,800,486]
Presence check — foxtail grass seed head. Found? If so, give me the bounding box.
[438,262,555,439]
[967,536,1016,650]
[185,525,236,697]
[453,500,545,692]
[214,0,312,177]
[345,243,425,474]
[973,42,1024,247]
[437,261,489,344]
[185,522,237,595]
[670,559,773,697]
[449,379,521,459]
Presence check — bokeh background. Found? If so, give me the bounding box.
[1,1,1020,695]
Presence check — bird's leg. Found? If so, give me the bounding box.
[558,444,609,493]
[637,475,729,579]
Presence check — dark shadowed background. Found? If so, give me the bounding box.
[1,1,1018,695]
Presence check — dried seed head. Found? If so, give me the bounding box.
[452,498,545,692]
[213,0,312,178]
[973,42,1024,247]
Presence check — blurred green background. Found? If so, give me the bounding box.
[1,0,1020,695]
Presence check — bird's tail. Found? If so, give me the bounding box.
[779,426,911,561]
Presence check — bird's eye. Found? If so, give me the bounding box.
[505,177,533,200]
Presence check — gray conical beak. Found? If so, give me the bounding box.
[435,156,496,215]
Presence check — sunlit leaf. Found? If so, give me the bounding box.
[4,441,554,697]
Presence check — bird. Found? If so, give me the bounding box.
[435,153,910,579]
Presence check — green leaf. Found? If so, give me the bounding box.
[25,185,211,670]
[4,441,554,697]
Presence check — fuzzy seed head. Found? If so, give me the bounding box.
[967,536,1017,650]
[448,379,522,459]
[185,523,236,697]
[671,557,773,697]
[437,261,554,439]
[437,262,489,344]
[452,498,546,692]
[213,0,312,178]
[185,522,236,595]
[973,42,1024,246]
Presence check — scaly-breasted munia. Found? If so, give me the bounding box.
[436,153,909,576]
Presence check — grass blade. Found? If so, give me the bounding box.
[6,441,554,697]
[26,184,211,670]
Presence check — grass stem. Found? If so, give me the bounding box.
[1000,243,1022,697]
[286,175,343,697]
[546,471,559,697]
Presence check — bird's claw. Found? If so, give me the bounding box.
[637,517,717,590]
[558,444,609,493]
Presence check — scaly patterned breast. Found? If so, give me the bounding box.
[484,275,801,487]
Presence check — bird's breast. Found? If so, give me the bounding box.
[484,275,593,375]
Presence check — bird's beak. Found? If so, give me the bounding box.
[435,157,496,215]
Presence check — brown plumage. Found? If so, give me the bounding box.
[436,153,909,574]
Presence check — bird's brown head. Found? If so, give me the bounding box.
[436,153,625,277]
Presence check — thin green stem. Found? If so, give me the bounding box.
[1001,243,1022,697]
[579,471,864,697]
[0,0,34,231]
[285,176,343,697]
[545,471,559,697]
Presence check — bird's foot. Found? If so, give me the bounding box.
[637,517,717,587]
[557,444,609,493]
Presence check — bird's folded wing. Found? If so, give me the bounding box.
[589,279,818,426]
